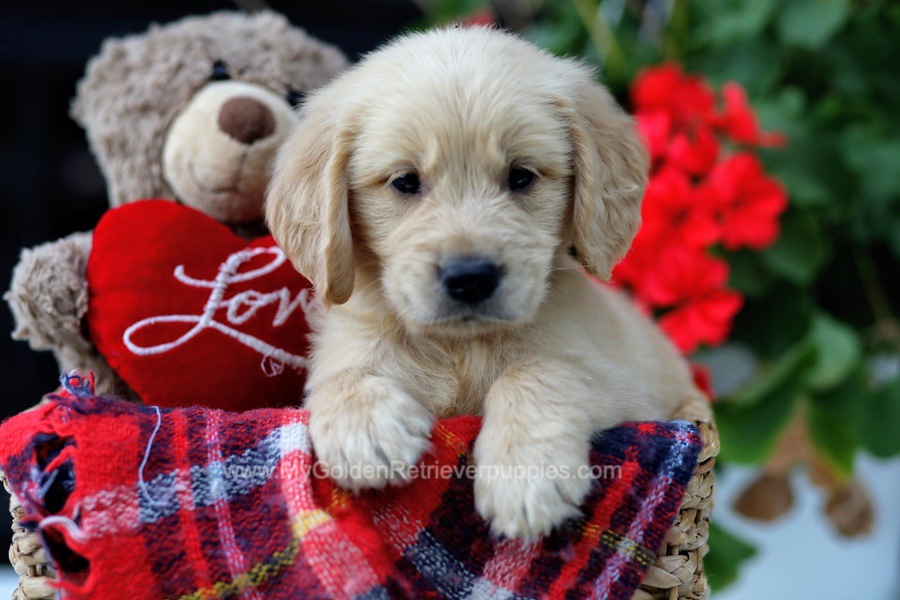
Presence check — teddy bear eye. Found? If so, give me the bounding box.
[209,60,231,82]
[286,88,305,108]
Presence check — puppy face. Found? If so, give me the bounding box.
[349,75,573,334]
[267,28,647,336]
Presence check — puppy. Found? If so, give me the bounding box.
[267,27,702,540]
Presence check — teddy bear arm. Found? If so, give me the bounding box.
[5,232,137,399]
[7,231,93,349]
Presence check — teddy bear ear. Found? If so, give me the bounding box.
[69,32,191,208]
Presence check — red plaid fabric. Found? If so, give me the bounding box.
[0,376,702,600]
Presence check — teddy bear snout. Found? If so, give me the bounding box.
[217,96,276,145]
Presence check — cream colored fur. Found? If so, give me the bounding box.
[267,27,701,540]
[163,81,299,224]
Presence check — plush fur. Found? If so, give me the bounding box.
[6,11,348,399]
[72,11,347,210]
[267,27,703,540]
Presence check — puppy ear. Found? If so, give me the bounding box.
[266,99,355,305]
[563,74,648,280]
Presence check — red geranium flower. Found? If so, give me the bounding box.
[631,64,717,127]
[461,10,496,27]
[618,64,786,354]
[632,64,723,176]
[640,167,720,249]
[614,168,719,300]
[665,124,720,176]
[698,153,788,250]
[638,246,743,353]
[659,289,743,353]
[636,111,671,161]
[716,83,787,148]
[612,231,662,305]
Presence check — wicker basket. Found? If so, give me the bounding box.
[3,394,717,600]
[3,471,56,600]
[637,393,719,600]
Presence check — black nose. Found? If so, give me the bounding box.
[439,258,501,305]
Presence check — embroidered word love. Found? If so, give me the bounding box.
[123,247,311,373]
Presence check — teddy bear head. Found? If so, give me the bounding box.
[71,10,348,226]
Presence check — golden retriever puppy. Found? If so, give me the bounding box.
[267,26,701,540]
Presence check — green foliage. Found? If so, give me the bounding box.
[426,0,486,22]
[808,368,865,476]
[677,0,900,481]
[760,210,829,286]
[692,0,777,48]
[859,376,900,457]
[805,313,862,392]
[714,342,812,463]
[706,521,757,590]
[776,0,851,49]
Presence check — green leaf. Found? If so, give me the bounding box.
[891,221,900,260]
[776,0,851,49]
[727,249,773,298]
[686,38,782,96]
[733,283,814,357]
[423,0,490,23]
[859,376,900,457]
[805,312,863,391]
[761,131,853,216]
[692,0,777,47]
[841,126,900,201]
[705,521,757,591]
[526,1,589,58]
[807,370,866,477]
[715,342,815,463]
[731,341,815,407]
[766,164,832,210]
[753,87,807,141]
[760,211,829,286]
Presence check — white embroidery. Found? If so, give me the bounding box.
[123,246,311,372]
[261,354,286,378]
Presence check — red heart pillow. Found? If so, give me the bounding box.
[87,200,313,411]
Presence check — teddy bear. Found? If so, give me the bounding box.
[5,11,348,404]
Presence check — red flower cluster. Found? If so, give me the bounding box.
[613,64,788,353]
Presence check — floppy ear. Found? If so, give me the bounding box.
[266,98,355,305]
[563,74,648,280]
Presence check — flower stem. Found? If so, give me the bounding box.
[572,0,628,85]
[665,0,689,60]
[853,248,900,350]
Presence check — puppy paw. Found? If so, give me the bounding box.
[473,438,593,540]
[308,375,433,491]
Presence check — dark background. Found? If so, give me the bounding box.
[0,0,421,557]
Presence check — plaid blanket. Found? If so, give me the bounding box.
[0,375,702,600]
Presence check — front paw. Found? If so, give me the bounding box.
[308,375,433,492]
[473,439,593,540]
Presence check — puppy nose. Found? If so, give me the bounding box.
[218,96,276,144]
[439,258,502,305]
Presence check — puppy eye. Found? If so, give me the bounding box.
[391,172,421,195]
[209,60,231,82]
[508,167,535,191]
[286,88,305,108]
